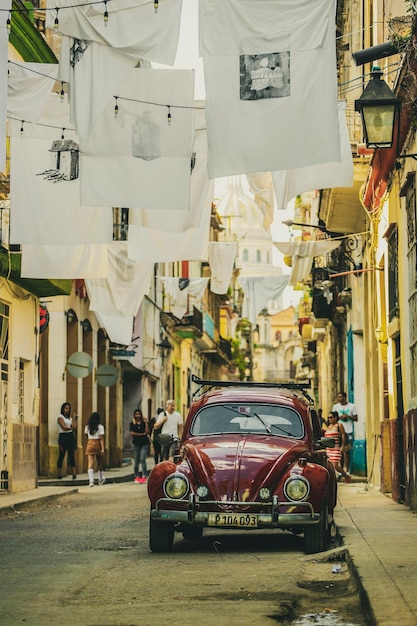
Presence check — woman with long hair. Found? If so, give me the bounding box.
[324,411,351,483]
[57,402,77,479]
[130,408,149,484]
[84,412,105,487]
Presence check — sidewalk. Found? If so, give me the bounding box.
[335,481,417,626]
[0,460,137,514]
[1,471,417,625]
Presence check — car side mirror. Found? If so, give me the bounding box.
[318,436,335,449]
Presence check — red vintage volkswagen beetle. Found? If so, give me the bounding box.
[147,377,337,554]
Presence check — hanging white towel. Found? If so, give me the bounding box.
[274,240,341,286]
[208,242,237,295]
[245,172,275,229]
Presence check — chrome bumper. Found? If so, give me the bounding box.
[151,495,320,527]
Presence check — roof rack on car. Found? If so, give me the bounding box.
[191,375,313,403]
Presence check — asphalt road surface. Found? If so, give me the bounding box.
[0,481,367,625]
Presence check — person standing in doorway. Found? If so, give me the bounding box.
[153,399,183,462]
[130,408,150,483]
[57,402,77,480]
[332,391,358,473]
[84,412,105,487]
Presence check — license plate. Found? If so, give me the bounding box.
[207,513,258,528]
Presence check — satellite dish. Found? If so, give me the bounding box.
[96,364,118,387]
[67,352,93,379]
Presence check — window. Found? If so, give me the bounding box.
[192,403,304,438]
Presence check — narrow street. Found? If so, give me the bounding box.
[0,482,366,626]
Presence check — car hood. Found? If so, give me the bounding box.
[182,435,308,502]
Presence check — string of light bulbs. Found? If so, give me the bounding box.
[1,0,161,32]
[7,60,203,128]
[7,114,77,139]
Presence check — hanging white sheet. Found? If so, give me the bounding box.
[85,243,154,317]
[21,244,108,278]
[272,101,354,209]
[208,242,237,295]
[7,62,58,123]
[199,0,339,178]
[46,0,183,65]
[0,1,11,172]
[80,68,194,210]
[239,275,289,324]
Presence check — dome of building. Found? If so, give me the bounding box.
[217,178,268,235]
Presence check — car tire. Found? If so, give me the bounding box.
[182,525,203,541]
[149,515,175,553]
[304,501,329,554]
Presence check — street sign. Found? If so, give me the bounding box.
[67,352,93,378]
[96,364,118,387]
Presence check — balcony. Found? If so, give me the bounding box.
[173,306,203,339]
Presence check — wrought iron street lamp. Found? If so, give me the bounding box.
[354,66,401,149]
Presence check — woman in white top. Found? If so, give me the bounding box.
[57,402,77,480]
[84,412,105,487]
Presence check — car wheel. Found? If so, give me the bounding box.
[304,501,329,554]
[149,515,175,553]
[182,525,203,541]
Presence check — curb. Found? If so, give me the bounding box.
[0,488,79,517]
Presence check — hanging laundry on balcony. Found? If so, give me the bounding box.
[200,0,339,178]
[208,242,237,295]
[8,95,112,245]
[238,275,288,324]
[274,240,341,286]
[46,0,182,65]
[159,277,209,319]
[272,101,354,209]
[80,68,194,210]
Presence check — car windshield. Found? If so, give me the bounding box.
[191,403,304,438]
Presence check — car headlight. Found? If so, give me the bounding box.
[284,476,310,501]
[163,473,189,499]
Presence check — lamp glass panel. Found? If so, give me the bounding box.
[362,104,395,147]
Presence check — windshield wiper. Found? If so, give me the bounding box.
[251,412,272,433]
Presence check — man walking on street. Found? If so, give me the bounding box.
[332,391,358,474]
[153,399,183,462]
